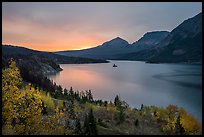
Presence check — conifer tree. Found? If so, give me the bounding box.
[83,108,98,135]
[114,95,122,108]
[74,118,82,135]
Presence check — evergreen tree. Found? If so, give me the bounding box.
[66,99,75,120]
[104,101,108,107]
[116,107,125,125]
[74,118,82,135]
[83,113,89,135]
[64,88,68,96]
[69,87,74,96]
[134,119,139,127]
[175,115,185,135]
[83,108,98,135]
[87,90,93,102]
[114,95,122,108]
[113,95,125,125]
[140,104,144,111]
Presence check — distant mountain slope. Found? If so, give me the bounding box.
[55,12,201,63]
[55,31,169,60]
[147,12,202,63]
[130,31,170,49]
[55,37,130,60]
[120,12,202,63]
[2,45,108,76]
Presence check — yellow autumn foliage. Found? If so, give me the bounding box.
[40,91,55,113]
[180,111,202,135]
[2,60,44,135]
[2,60,72,135]
[152,105,202,135]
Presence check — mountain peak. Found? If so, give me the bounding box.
[112,36,124,40]
[100,37,129,47]
[109,37,128,43]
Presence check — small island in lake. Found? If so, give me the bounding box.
[113,64,118,67]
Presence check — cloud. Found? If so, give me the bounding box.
[2,2,202,51]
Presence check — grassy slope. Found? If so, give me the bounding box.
[51,98,202,135]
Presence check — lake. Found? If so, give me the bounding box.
[48,60,202,122]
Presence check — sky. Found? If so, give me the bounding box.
[2,2,202,52]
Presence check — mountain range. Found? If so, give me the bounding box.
[55,12,202,63]
[55,31,170,60]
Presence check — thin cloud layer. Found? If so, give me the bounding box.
[2,2,202,51]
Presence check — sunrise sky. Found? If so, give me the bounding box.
[2,2,202,52]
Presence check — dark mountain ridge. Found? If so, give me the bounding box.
[2,45,109,76]
[147,12,202,63]
[112,12,202,63]
[55,31,169,60]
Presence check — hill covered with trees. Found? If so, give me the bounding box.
[2,45,109,76]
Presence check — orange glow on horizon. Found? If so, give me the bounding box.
[3,17,107,52]
[2,35,106,52]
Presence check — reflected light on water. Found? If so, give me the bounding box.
[48,61,202,122]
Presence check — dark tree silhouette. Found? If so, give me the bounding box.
[140,104,144,111]
[175,115,185,135]
[134,119,139,127]
[74,118,82,135]
[83,108,98,135]
[114,95,121,108]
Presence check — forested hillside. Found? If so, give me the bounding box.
[2,45,109,76]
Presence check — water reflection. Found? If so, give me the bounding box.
[48,64,115,96]
[48,61,202,122]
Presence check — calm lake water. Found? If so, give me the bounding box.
[48,60,202,122]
